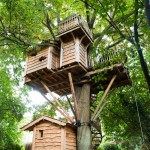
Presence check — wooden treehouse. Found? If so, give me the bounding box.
[24,14,131,96]
[23,14,132,149]
[21,116,76,150]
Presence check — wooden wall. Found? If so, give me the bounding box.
[26,48,49,74]
[61,41,76,67]
[66,126,77,150]
[26,46,60,75]
[61,38,87,68]
[79,43,87,67]
[32,121,77,150]
[33,121,62,150]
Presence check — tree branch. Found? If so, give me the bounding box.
[89,9,97,29]
[84,0,90,28]
[97,0,135,46]
[94,10,135,48]
[144,0,150,28]
[134,0,150,92]
[104,39,124,50]
[44,13,56,40]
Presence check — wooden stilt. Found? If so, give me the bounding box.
[40,80,73,123]
[91,75,117,121]
[41,93,71,122]
[66,95,76,120]
[68,72,79,120]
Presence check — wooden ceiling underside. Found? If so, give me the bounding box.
[25,63,131,96]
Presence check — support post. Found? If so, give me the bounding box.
[75,84,92,150]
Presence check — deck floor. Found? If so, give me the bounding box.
[25,63,131,96]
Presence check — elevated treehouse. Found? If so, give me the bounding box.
[24,14,131,149]
[24,14,131,96]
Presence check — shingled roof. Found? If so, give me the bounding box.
[21,115,75,131]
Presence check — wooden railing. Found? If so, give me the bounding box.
[58,14,93,40]
[88,50,126,68]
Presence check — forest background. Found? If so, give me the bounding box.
[0,0,150,149]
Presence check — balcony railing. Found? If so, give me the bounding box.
[58,14,93,40]
[88,50,127,68]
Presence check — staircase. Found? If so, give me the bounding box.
[91,94,103,149]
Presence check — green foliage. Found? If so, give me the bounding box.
[99,50,150,148]
[32,101,56,120]
[0,0,150,149]
[103,144,120,150]
[0,41,29,148]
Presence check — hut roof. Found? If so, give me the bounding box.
[21,115,75,131]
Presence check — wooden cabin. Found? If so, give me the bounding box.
[25,40,60,79]
[57,14,93,68]
[21,116,77,150]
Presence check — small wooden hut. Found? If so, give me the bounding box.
[21,116,77,150]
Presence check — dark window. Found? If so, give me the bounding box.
[39,130,44,138]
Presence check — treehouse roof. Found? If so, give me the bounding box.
[21,115,76,131]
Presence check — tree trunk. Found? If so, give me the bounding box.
[75,84,92,150]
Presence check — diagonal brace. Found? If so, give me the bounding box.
[91,75,117,121]
[40,80,73,123]
[68,72,79,121]
[41,93,71,123]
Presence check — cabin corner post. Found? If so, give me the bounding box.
[32,127,36,150]
[75,84,92,150]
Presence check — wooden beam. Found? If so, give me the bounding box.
[94,90,114,121]
[41,93,71,122]
[91,75,117,121]
[84,64,122,77]
[40,80,74,123]
[71,32,76,43]
[25,64,82,83]
[79,35,86,43]
[31,127,36,150]
[66,95,76,120]
[68,72,79,120]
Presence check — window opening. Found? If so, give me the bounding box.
[39,130,44,138]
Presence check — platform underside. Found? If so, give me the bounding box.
[25,63,131,96]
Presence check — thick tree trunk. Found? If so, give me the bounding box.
[75,84,92,150]
[134,0,150,92]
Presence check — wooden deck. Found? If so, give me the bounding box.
[25,62,131,96]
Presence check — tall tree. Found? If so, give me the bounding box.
[0,45,29,149]
[1,0,150,149]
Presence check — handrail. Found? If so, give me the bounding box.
[89,50,126,68]
[58,14,93,40]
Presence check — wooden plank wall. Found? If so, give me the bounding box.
[51,52,60,69]
[26,47,60,75]
[66,127,77,150]
[26,48,49,74]
[79,43,87,67]
[34,121,62,150]
[62,41,76,66]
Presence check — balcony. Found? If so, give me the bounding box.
[88,49,127,69]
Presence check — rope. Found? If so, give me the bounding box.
[132,82,145,144]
